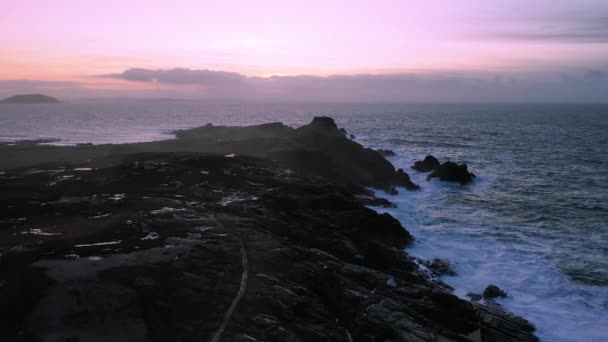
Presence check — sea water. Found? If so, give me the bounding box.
[1,102,607,341]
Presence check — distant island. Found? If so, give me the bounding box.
[0,94,60,104]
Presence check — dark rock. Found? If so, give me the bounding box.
[467,293,483,302]
[393,168,420,190]
[338,128,348,136]
[309,116,338,131]
[411,155,440,172]
[377,149,396,157]
[423,258,457,276]
[483,285,508,299]
[426,161,476,185]
[171,117,421,192]
[349,134,356,139]
[0,94,60,104]
[0,139,537,341]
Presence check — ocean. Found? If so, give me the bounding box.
[1,102,607,341]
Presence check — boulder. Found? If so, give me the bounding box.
[426,161,475,184]
[308,116,338,131]
[423,258,457,276]
[393,168,420,191]
[483,285,507,299]
[467,293,483,302]
[411,155,440,172]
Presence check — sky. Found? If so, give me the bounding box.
[1,0,607,102]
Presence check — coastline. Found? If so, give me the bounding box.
[0,118,538,341]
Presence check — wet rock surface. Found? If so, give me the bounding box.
[484,285,508,299]
[411,155,440,173]
[422,258,457,276]
[426,161,476,185]
[377,149,396,157]
[0,153,537,341]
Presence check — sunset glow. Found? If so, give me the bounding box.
[1,0,607,101]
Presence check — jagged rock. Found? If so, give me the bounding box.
[0,132,537,341]
[467,293,483,302]
[393,168,420,190]
[1,117,420,193]
[426,161,476,184]
[483,285,508,299]
[377,149,396,157]
[411,155,440,172]
[423,258,457,276]
[309,116,339,131]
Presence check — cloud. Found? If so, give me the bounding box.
[102,68,245,85]
[98,67,607,103]
[483,16,608,43]
[4,67,608,103]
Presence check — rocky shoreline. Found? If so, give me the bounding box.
[0,118,538,341]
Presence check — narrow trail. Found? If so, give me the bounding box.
[209,216,249,342]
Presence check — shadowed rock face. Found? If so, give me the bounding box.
[484,285,508,299]
[426,161,476,185]
[174,117,419,191]
[0,154,537,341]
[0,117,418,193]
[412,155,440,172]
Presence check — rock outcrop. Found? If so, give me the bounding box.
[426,161,476,185]
[0,153,537,341]
[0,94,60,104]
[412,155,440,172]
[174,117,419,192]
[422,258,457,276]
[377,149,396,157]
[484,285,508,299]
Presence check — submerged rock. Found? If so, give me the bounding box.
[484,285,508,299]
[426,161,476,184]
[377,149,396,157]
[411,155,440,172]
[467,293,483,302]
[423,258,457,276]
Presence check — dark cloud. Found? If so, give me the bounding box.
[483,16,608,43]
[5,68,608,103]
[102,68,245,85]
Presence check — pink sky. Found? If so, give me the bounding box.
[1,0,607,101]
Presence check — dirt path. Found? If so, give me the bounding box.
[209,216,249,342]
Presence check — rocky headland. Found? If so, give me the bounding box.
[0,118,536,341]
[0,94,60,104]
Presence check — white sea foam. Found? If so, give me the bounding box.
[370,151,608,342]
[74,240,122,248]
[150,207,186,215]
[141,232,159,240]
[20,228,61,236]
